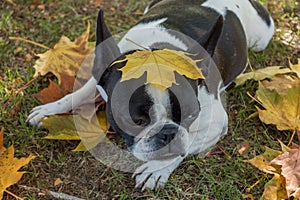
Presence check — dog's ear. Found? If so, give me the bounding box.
[92,10,121,81]
[211,11,248,87]
[199,11,247,91]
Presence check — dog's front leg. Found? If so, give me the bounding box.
[133,156,185,191]
[27,77,98,126]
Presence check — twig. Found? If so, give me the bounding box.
[215,144,231,158]
[246,91,264,107]
[125,38,149,50]
[2,76,39,109]
[288,129,297,146]
[246,175,266,192]
[9,37,51,50]
[19,185,85,200]
[5,190,24,200]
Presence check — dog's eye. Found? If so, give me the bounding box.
[134,116,149,126]
[136,119,146,126]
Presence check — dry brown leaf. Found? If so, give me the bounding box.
[93,0,102,7]
[262,74,300,95]
[237,142,251,156]
[115,49,204,90]
[271,147,300,196]
[33,23,94,83]
[32,73,76,104]
[54,178,63,186]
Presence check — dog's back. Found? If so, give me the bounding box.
[119,0,274,87]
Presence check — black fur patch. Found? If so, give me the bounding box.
[248,0,271,26]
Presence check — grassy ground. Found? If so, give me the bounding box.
[0,0,299,199]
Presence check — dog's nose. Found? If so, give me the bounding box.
[156,124,178,144]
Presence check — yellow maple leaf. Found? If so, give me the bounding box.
[0,129,35,199]
[262,174,288,200]
[234,66,291,86]
[114,49,204,90]
[245,146,282,174]
[33,22,94,83]
[42,111,109,152]
[256,82,300,131]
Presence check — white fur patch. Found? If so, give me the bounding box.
[118,18,188,53]
[146,85,170,121]
[27,77,98,126]
[187,85,228,155]
[202,0,274,51]
[134,156,184,190]
[96,85,108,102]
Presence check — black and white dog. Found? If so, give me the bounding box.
[28,0,274,190]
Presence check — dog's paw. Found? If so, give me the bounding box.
[133,156,184,191]
[26,102,69,126]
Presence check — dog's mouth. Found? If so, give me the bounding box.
[129,122,189,161]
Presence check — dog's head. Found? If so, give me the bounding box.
[92,10,202,161]
[100,60,201,161]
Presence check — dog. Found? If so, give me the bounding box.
[27,0,274,190]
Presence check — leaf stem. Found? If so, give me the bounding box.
[125,38,149,50]
[9,37,51,50]
[5,190,24,200]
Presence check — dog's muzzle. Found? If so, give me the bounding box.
[130,122,190,161]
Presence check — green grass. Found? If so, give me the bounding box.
[0,0,299,199]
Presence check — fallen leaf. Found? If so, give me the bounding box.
[247,142,300,200]
[115,49,204,90]
[32,73,76,104]
[237,142,251,156]
[93,0,102,7]
[33,23,94,83]
[245,146,282,174]
[74,100,103,123]
[262,174,288,200]
[0,145,35,199]
[242,194,255,200]
[271,147,300,196]
[256,82,300,131]
[292,188,300,199]
[25,53,32,62]
[54,178,63,186]
[261,74,300,95]
[42,113,108,151]
[234,66,291,86]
